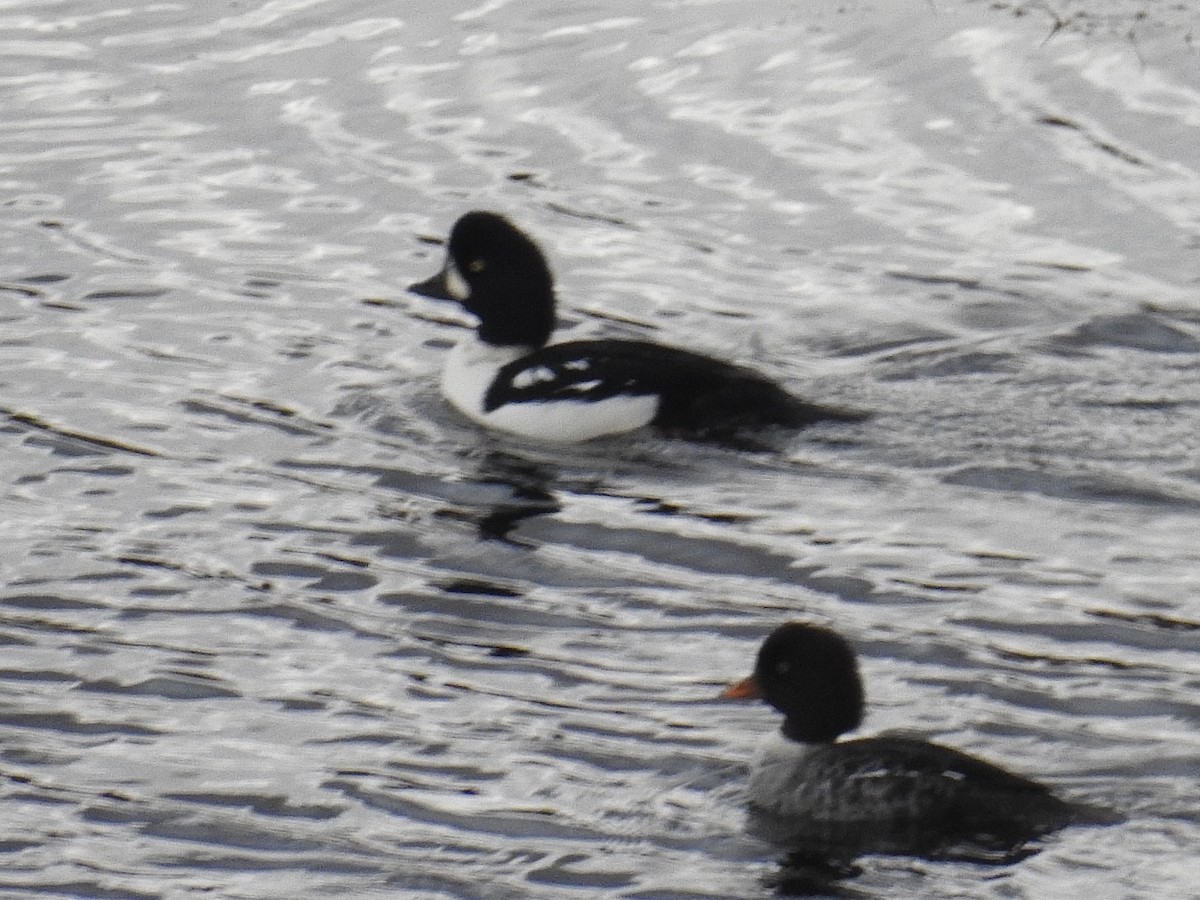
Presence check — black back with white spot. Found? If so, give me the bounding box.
[486,338,862,439]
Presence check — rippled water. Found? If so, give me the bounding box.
[2,1,1198,897]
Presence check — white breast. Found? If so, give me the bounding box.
[747,730,822,818]
[440,338,658,442]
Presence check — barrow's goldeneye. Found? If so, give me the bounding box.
[409,211,865,443]
[721,622,1111,856]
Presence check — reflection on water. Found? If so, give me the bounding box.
[2,0,1199,897]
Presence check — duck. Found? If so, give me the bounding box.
[408,211,865,444]
[720,622,1102,856]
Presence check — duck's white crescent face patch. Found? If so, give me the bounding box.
[444,260,470,301]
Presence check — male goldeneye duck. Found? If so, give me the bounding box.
[721,622,1102,855]
[409,211,865,443]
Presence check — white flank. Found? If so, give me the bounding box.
[441,338,658,442]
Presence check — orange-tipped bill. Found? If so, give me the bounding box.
[719,674,762,700]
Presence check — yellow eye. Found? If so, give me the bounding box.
[468,259,486,273]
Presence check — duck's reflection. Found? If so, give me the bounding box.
[761,818,1052,898]
[466,450,562,547]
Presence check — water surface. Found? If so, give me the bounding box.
[1,1,1198,897]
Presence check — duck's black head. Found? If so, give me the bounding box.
[409,211,556,348]
[724,622,865,743]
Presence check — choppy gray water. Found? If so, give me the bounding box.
[2,1,1198,897]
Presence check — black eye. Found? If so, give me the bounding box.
[468,258,486,273]
[774,660,791,676]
